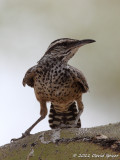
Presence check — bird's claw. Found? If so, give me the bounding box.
[11,130,30,142]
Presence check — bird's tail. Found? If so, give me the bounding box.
[48,102,81,129]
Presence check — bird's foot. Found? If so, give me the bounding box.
[11,130,31,142]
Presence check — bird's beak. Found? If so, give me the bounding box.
[76,39,96,48]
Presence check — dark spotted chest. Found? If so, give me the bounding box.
[34,65,81,99]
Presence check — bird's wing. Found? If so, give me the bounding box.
[68,65,89,93]
[22,65,37,87]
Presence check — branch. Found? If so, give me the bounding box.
[0,122,120,160]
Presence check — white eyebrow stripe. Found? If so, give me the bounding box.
[47,38,74,51]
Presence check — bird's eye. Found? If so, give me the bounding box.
[62,42,67,46]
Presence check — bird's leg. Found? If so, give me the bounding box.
[11,101,47,142]
[75,98,84,125]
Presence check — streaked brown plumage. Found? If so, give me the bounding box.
[11,38,95,141]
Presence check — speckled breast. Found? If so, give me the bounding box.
[34,65,82,103]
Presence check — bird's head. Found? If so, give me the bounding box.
[44,38,95,62]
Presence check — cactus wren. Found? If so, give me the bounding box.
[11,38,95,141]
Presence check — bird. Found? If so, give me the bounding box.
[11,38,95,141]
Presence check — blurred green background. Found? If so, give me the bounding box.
[0,0,120,146]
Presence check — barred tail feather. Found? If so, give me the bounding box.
[48,102,81,129]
